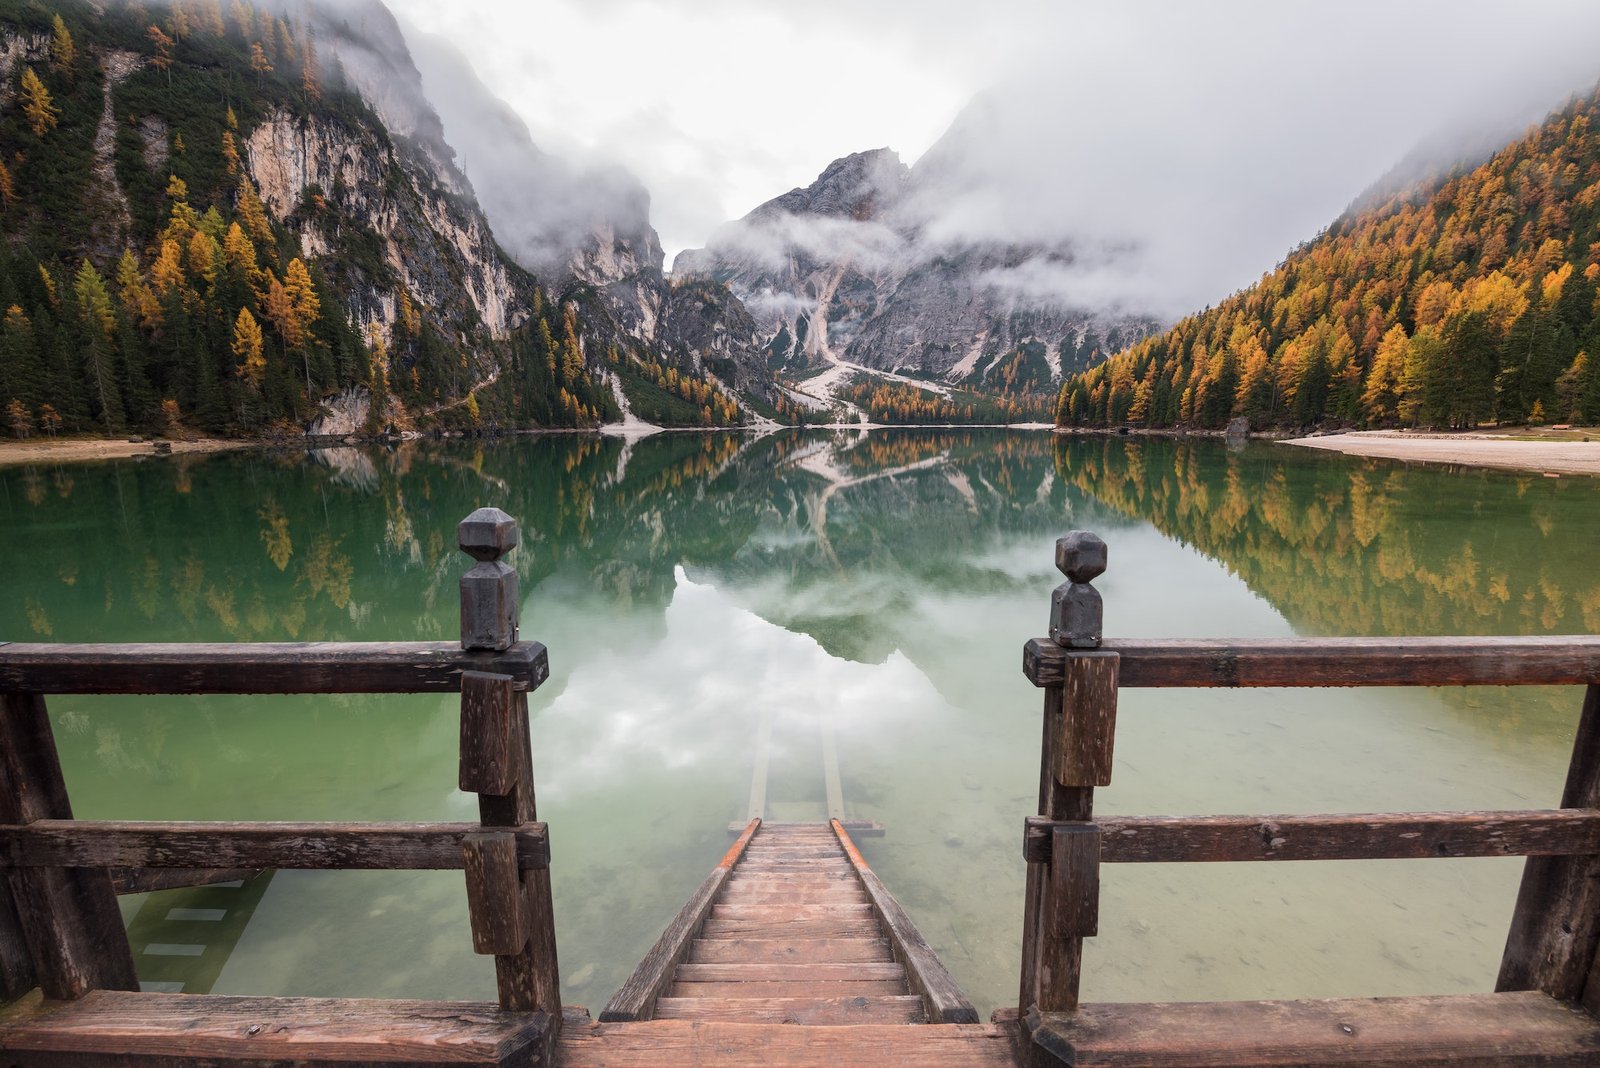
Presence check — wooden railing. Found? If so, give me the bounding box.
[0,508,563,1064]
[1016,531,1600,1064]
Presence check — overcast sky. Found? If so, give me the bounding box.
[387,0,1600,316]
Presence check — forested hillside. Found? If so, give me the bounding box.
[0,0,618,440]
[1059,86,1600,431]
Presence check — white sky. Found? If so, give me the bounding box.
[388,0,1600,315]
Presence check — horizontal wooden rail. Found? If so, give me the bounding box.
[0,820,549,870]
[1024,811,1600,864]
[1024,636,1600,689]
[0,641,549,695]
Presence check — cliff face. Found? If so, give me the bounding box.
[675,148,1159,390]
[403,28,776,403]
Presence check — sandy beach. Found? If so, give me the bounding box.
[0,437,251,467]
[1284,429,1600,477]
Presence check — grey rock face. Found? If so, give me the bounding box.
[675,147,1161,388]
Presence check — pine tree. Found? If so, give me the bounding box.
[249,41,273,84]
[233,307,265,388]
[19,68,58,138]
[0,159,16,211]
[147,26,175,86]
[301,33,321,103]
[221,130,240,176]
[73,260,124,433]
[236,176,273,246]
[49,15,75,76]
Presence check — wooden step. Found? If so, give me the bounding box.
[700,915,883,939]
[654,994,928,1025]
[556,1018,1019,1066]
[717,886,869,905]
[0,990,549,1065]
[1031,992,1600,1067]
[709,903,873,920]
[671,979,910,997]
[689,937,894,964]
[675,962,907,982]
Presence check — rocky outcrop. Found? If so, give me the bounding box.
[675,148,1160,388]
[306,386,372,436]
[402,28,775,404]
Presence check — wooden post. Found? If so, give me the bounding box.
[1501,683,1600,1003]
[0,692,138,1000]
[457,509,561,1026]
[1021,532,1116,1019]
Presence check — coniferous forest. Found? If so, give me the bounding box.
[0,0,621,440]
[1059,86,1600,431]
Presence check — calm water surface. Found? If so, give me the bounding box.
[2,430,1597,1014]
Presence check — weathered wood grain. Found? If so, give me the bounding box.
[653,994,926,1025]
[459,672,517,795]
[556,1017,1019,1067]
[673,962,908,983]
[1029,990,1600,1067]
[0,988,549,1064]
[0,693,136,1001]
[107,868,259,895]
[831,820,978,1025]
[599,819,760,1022]
[1022,810,1600,865]
[464,833,527,956]
[1050,824,1101,939]
[0,641,549,694]
[1502,684,1600,1001]
[1055,652,1119,788]
[700,915,882,939]
[0,820,549,870]
[687,937,893,964]
[671,979,909,998]
[1025,636,1600,688]
[0,878,35,1003]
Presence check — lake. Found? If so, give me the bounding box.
[1,429,1596,1016]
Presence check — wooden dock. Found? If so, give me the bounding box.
[6,514,1600,1065]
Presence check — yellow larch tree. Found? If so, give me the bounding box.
[19,68,58,137]
[49,15,75,75]
[233,308,266,387]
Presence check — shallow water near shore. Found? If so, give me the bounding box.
[3,430,1597,1015]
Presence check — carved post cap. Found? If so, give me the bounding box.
[459,508,519,562]
[460,508,520,651]
[1055,531,1107,583]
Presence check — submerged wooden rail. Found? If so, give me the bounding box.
[0,507,565,1065]
[1017,530,1600,1067]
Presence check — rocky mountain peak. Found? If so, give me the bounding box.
[754,148,910,223]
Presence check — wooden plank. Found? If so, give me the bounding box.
[0,820,550,870]
[1055,652,1119,788]
[674,962,907,982]
[0,641,549,695]
[599,819,760,1022]
[1503,684,1600,1001]
[1024,635,1600,689]
[653,994,926,1024]
[463,833,527,956]
[557,1018,1019,1067]
[688,938,893,964]
[832,820,979,1025]
[1023,810,1600,864]
[0,878,35,1003]
[1050,824,1100,938]
[0,693,136,1002]
[699,916,883,939]
[0,988,548,1064]
[671,979,909,997]
[709,904,872,920]
[459,672,516,795]
[108,868,259,895]
[1030,990,1600,1067]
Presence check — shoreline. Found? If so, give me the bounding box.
[1282,429,1600,477]
[0,437,253,467]
[0,422,1061,468]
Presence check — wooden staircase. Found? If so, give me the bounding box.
[658,822,922,1024]
[565,819,1018,1064]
